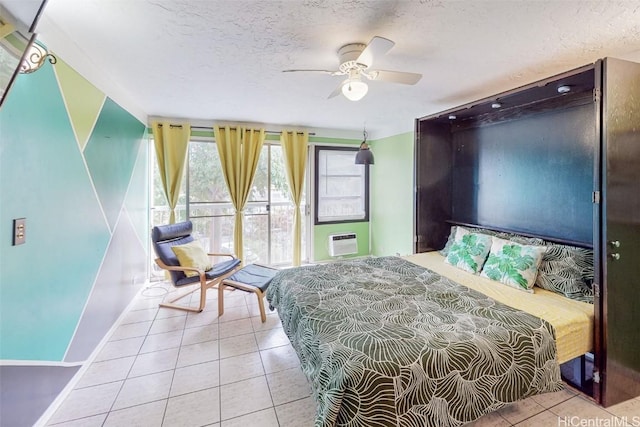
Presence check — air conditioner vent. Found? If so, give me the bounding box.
[328,233,358,257]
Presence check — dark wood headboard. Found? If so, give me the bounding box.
[415,65,596,253]
[446,220,593,249]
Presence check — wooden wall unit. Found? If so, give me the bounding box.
[414,58,640,407]
[598,58,640,407]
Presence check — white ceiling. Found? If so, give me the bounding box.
[36,0,640,139]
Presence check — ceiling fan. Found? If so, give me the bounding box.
[283,36,422,101]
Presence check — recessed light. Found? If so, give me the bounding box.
[448,114,457,120]
[491,102,502,109]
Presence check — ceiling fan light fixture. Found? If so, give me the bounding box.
[341,78,368,101]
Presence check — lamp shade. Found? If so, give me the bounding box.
[342,79,368,101]
[355,143,374,165]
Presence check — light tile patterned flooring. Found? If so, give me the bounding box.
[45,282,640,427]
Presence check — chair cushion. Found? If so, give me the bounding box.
[171,240,213,277]
[223,264,278,293]
[152,221,193,242]
[152,221,195,284]
[176,258,242,286]
[152,220,241,286]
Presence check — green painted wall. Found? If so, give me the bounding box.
[313,222,370,261]
[370,132,414,257]
[311,137,367,262]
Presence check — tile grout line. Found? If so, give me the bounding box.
[105,288,189,424]
[509,394,568,425]
[52,295,164,425]
[158,298,189,427]
[250,293,283,426]
[101,294,166,425]
[51,289,312,427]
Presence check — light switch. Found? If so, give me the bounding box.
[13,218,25,245]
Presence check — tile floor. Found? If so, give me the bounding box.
[44,281,640,427]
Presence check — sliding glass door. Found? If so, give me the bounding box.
[151,139,308,267]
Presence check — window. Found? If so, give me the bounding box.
[186,140,235,261]
[151,137,309,268]
[314,146,369,224]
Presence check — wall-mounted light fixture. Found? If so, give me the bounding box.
[20,40,56,74]
[355,128,374,165]
[557,85,571,94]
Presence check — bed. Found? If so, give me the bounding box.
[266,246,594,426]
[406,252,593,365]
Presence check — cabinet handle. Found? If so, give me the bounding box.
[609,240,620,248]
[610,253,620,260]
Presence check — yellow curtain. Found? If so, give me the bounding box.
[152,121,190,224]
[280,131,308,266]
[214,125,265,262]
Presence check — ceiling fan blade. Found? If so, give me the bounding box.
[282,69,340,75]
[367,69,422,85]
[328,81,344,99]
[356,36,395,68]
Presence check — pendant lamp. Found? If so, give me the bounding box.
[355,129,374,165]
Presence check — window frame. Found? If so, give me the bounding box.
[314,145,369,225]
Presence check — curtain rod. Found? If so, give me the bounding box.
[160,123,315,136]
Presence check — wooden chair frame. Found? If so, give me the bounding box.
[155,253,241,313]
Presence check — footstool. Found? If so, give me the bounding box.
[218,264,278,322]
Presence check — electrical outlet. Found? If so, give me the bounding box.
[13,218,25,245]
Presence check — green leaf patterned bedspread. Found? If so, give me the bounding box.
[266,256,563,427]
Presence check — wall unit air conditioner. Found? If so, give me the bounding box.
[328,233,358,257]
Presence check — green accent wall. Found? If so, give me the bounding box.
[311,136,367,262]
[370,132,414,257]
[313,222,370,261]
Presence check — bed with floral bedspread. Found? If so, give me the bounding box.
[266,256,563,427]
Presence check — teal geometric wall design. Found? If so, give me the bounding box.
[124,140,149,252]
[0,42,148,427]
[63,211,147,363]
[0,52,147,363]
[84,98,145,232]
[0,62,112,361]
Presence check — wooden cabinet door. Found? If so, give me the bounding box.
[598,57,640,407]
[414,121,452,253]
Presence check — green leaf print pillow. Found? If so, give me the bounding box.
[480,237,547,292]
[444,228,493,274]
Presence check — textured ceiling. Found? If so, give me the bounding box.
[37,0,640,138]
